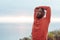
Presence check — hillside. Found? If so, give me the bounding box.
[19,30,60,40]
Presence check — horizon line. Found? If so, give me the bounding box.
[0,16,60,23]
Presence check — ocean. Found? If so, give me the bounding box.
[0,23,60,40]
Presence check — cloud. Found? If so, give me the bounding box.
[0,16,60,23]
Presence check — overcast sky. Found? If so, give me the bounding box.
[0,0,60,23]
[0,0,60,17]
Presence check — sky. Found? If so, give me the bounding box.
[0,0,60,17]
[0,0,60,40]
[0,0,60,23]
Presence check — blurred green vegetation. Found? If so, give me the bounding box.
[19,30,60,40]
